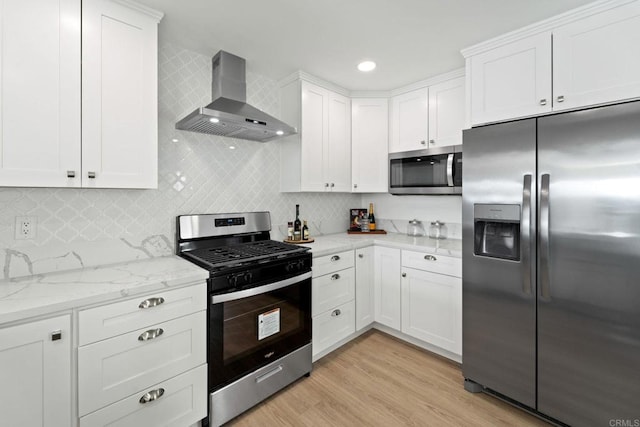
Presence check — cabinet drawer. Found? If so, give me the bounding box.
[312,300,355,357]
[312,267,355,317]
[312,250,354,278]
[401,250,461,277]
[79,364,207,427]
[78,311,206,416]
[79,283,206,345]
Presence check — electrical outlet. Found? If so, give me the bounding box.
[15,216,37,240]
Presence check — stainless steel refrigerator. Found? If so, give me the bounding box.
[462,101,640,426]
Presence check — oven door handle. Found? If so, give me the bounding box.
[211,271,312,304]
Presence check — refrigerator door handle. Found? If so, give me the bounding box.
[522,174,533,295]
[446,154,454,187]
[540,173,551,299]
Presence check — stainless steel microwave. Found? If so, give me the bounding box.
[389,145,462,195]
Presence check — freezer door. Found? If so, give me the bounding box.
[537,101,640,426]
[462,119,537,408]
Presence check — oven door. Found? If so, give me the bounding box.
[209,272,312,390]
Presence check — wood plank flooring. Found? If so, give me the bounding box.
[228,330,549,426]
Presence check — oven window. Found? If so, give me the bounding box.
[390,154,450,187]
[209,278,311,389]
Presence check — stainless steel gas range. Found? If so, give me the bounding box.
[176,212,312,426]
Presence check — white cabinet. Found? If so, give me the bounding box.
[428,77,466,147]
[553,1,640,111]
[312,250,355,358]
[0,0,81,187]
[0,315,71,427]
[78,283,207,426]
[0,0,161,188]
[390,74,466,153]
[351,98,389,193]
[468,32,552,125]
[82,0,161,188]
[280,79,351,192]
[466,1,640,125]
[355,246,375,330]
[400,250,462,356]
[373,246,401,330]
[390,88,429,152]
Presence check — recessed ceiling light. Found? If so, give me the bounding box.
[210,117,220,123]
[357,61,376,72]
[171,138,179,143]
[229,145,236,150]
[276,130,284,136]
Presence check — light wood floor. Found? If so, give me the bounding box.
[228,330,549,426]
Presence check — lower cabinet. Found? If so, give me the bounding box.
[373,246,401,330]
[355,246,375,330]
[0,315,72,427]
[401,250,462,356]
[312,250,355,358]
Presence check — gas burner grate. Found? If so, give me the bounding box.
[184,240,307,270]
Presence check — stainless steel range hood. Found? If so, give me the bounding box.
[175,50,297,142]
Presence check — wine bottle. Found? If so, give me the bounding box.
[368,203,376,231]
[294,205,302,240]
[302,220,309,240]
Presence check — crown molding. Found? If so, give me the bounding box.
[389,68,465,97]
[112,0,164,21]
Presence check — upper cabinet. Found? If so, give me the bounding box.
[389,73,465,153]
[280,78,351,192]
[351,98,388,193]
[465,0,640,125]
[0,0,162,188]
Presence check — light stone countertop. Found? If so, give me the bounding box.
[298,232,462,258]
[0,256,209,325]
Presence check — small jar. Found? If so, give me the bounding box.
[360,217,370,232]
[429,221,448,240]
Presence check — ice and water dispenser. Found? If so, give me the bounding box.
[473,204,521,261]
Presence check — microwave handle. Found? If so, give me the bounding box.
[446,154,454,187]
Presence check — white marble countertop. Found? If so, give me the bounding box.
[299,232,462,258]
[0,256,209,325]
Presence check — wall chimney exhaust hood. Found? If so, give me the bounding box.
[175,50,297,142]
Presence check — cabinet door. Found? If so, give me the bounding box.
[312,300,355,358]
[553,2,640,111]
[469,32,552,125]
[351,98,389,193]
[390,88,429,153]
[327,92,351,192]
[401,268,461,355]
[428,77,465,147]
[300,81,328,191]
[0,315,71,427]
[355,247,375,330]
[0,0,81,187]
[373,246,401,330]
[82,0,160,189]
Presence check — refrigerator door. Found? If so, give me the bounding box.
[537,101,640,426]
[462,119,537,408]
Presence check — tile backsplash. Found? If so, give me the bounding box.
[0,43,360,279]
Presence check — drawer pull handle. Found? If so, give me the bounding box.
[424,255,437,261]
[331,309,341,317]
[66,170,76,178]
[139,388,165,404]
[330,255,340,262]
[331,273,340,281]
[138,297,165,309]
[138,328,164,341]
[557,95,565,103]
[87,171,96,179]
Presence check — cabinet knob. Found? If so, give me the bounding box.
[331,183,335,188]
[138,296,165,309]
[138,328,164,341]
[557,95,565,103]
[87,171,96,179]
[330,255,340,262]
[325,183,329,188]
[402,272,407,277]
[139,388,165,404]
[354,184,358,189]
[331,309,342,317]
[424,255,437,261]
[539,99,547,106]
[429,139,435,144]
[358,253,364,258]
[66,171,76,178]
[420,140,426,145]
[331,273,340,281]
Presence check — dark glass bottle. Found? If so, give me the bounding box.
[302,220,309,240]
[294,204,302,240]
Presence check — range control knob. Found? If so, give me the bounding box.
[227,275,238,286]
[297,260,305,270]
[243,272,253,283]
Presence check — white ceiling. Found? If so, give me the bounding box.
[136,0,595,91]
